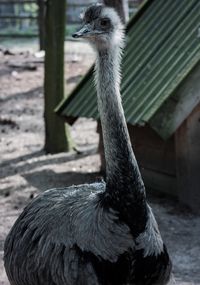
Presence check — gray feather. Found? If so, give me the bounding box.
[4,183,136,284]
[4,4,171,285]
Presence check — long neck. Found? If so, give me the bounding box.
[95,45,145,197]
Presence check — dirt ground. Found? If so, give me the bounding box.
[0,39,200,285]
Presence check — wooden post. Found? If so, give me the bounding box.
[44,0,73,153]
[175,104,200,213]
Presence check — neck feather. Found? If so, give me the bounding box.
[95,45,145,196]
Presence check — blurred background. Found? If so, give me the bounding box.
[0,0,141,40]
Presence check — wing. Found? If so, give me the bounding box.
[4,183,135,285]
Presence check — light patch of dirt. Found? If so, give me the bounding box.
[0,40,200,285]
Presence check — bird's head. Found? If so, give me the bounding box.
[72,4,124,51]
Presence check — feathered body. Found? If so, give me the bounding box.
[4,5,172,285]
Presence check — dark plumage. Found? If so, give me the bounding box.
[4,5,172,285]
[84,4,102,23]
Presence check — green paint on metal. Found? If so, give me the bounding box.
[56,0,200,138]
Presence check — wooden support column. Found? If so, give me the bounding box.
[44,0,73,153]
[175,104,200,213]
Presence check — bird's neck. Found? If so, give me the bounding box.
[95,46,145,197]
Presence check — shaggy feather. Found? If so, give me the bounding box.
[4,184,134,284]
[4,5,172,285]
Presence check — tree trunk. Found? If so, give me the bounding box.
[103,0,129,24]
[37,0,46,51]
[44,0,73,153]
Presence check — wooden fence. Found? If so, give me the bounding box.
[0,0,38,37]
[0,0,142,38]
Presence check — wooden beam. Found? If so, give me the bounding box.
[67,3,90,7]
[0,33,38,37]
[175,103,200,213]
[150,62,200,140]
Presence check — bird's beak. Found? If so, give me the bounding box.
[72,24,93,38]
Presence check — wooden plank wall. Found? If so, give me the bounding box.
[176,103,200,213]
[98,122,177,196]
[128,125,177,196]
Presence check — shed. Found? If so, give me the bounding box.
[56,0,200,212]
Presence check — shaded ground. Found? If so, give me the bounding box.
[0,39,200,285]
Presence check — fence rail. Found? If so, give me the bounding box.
[0,14,37,19]
[0,0,38,37]
[0,1,36,4]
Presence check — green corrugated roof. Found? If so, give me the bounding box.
[56,0,200,137]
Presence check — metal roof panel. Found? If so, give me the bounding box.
[56,0,200,137]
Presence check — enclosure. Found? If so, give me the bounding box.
[0,0,200,284]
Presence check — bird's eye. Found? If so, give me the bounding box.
[100,18,109,27]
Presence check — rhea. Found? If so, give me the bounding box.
[4,4,172,285]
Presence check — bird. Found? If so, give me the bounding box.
[4,4,172,285]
